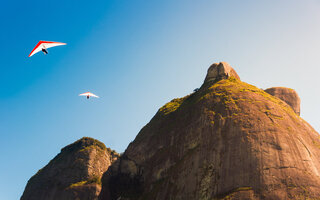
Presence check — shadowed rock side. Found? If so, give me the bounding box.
[21,137,119,200]
[100,63,320,200]
[264,87,301,116]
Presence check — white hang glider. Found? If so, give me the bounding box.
[28,41,66,57]
[79,92,99,99]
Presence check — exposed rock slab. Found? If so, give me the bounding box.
[21,137,119,200]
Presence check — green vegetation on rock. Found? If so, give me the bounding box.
[61,137,107,153]
[217,187,253,200]
[68,176,102,188]
[159,97,186,115]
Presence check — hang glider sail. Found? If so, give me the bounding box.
[28,41,66,57]
[79,92,99,99]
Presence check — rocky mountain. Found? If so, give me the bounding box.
[22,62,320,200]
[21,137,119,200]
[99,62,320,199]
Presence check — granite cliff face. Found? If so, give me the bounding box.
[99,62,320,200]
[21,137,119,200]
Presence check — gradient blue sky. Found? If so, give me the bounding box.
[1,0,320,199]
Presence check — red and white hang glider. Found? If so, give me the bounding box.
[79,92,99,99]
[28,41,66,57]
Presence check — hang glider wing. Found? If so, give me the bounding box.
[79,92,99,98]
[89,93,99,98]
[28,41,66,57]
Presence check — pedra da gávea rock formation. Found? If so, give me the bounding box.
[22,62,320,200]
[21,137,119,200]
[99,62,320,200]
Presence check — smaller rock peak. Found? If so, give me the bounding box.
[21,137,117,200]
[264,87,301,115]
[204,62,240,83]
[61,137,106,153]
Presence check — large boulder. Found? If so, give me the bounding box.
[204,62,240,82]
[264,87,301,115]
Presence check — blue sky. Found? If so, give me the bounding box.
[1,0,320,199]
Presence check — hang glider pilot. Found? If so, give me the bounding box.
[42,47,48,55]
[79,92,99,99]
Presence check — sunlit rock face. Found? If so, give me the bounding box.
[21,137,119,200]
[100,62,320,200]
[264,87,301,115]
